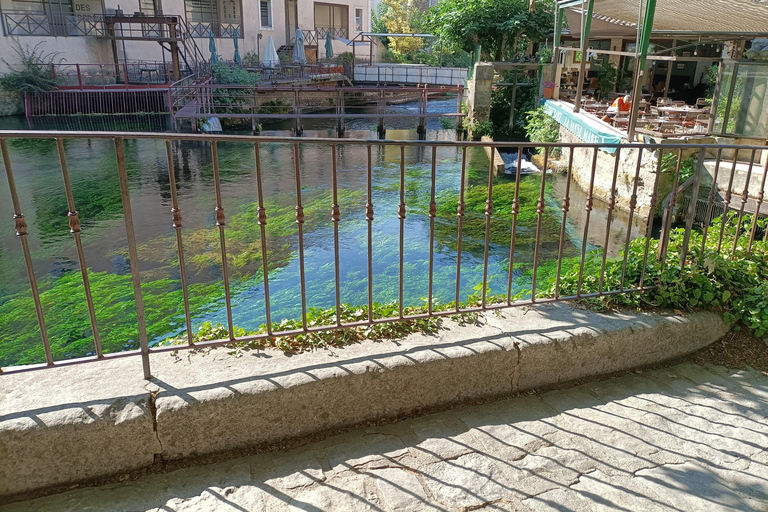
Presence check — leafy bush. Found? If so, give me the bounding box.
[212,61,259,85]
[490,71,540,140]
[524,107,560,154]
[242,51,260,66]
[258,99,292,115]
[595,60,618,98]
[551,214,768,336]
[660,152,697,183]
[466,118,493,139]
[0,41,61,94]
[338,52,356,65]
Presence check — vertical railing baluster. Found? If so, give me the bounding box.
[427,145,437,314]
[292,143,308,331]
[659,148,684,270]
[554,147,575,300]
[366,145,374,322]
[620,148,643,291]
[639,150,663,289]
[331,143,342,326]
[701,147,723,252]
[56,138,101,357]
[455,146,467,311]
[254,142,272,335]
[732,149,756,257]
[2,138,52,367]
[211,141,234,339]
[114,138,150,379]
[481,145,495,307]
[717,152,740,253]
[577,147,599,297]
[599,147,621,295]
[748,157,768,252]
[164,140,193,345]
[530,147,549,301]
[506,147,523,305]
[398,145,406,318]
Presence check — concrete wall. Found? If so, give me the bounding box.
[465,62,493,137]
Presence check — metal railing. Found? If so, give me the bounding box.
[1,10,105,36]
[49,62,176,90]
[1,132,766,380]
[169,83,464,122]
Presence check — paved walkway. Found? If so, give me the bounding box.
[3,361,767,512]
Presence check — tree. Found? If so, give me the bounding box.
[381,0,424,54]
[424,0,554,61]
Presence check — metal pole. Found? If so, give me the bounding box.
[627,0,657,141]
[573,0,595,112]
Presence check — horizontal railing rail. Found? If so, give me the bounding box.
[1,131,766,380]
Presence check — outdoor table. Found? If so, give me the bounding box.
[657,106,707,118]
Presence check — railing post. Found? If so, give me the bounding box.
[76,63,83,89]
[680,148,706,268]
[114,138,152,380]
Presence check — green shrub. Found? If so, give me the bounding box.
[524,107,560,155]
[0,41,61,94]
[551,214,768,336]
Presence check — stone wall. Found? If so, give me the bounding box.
[465,63,494,137]
[0,89,23,116]
[558,126,676,220]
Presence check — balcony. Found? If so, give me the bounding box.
[1,10,105,37]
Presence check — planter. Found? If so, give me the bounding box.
[543,87,554,99]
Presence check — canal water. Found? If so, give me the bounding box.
[0,100,641,366]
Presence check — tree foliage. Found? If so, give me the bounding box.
[424,0,554,61]
[381,0,424,54]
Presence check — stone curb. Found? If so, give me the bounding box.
[0,303,730,500]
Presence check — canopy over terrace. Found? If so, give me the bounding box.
[553,0,768,140]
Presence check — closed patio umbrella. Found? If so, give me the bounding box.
[209,31,218,64]
[233,29,241,64]
[292,29,306,65]
[263,35,279,69]
[325,31,334,59]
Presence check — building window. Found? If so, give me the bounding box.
[139,0,160,16]
[260,0,272,29]
[354,7,362,32]
[314,2,348,39]
[185,0,242,37]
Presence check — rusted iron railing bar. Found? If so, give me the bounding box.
[639,153,663,289]
[620,148,643,291]
[56,138,102,357]
[1,138,52,367]
[114,138,151,379]
[599,146,621,295]
[331,143,342,326]
[0,131,766,154]
[455,146,467,312]
[748,157,768,252]
[530,147,549,301]
[481,146,495,307]
[701,148,723,252]
[164,140,194,345]
[506,147,523,304]
[366,144,374,322]
[211,142,235,339]
[398,145,405,319]
[293,143,309,331]
[732,149,756,256]
[427,145,437,314]
[659,149,684,270]
[554,147,575,300]
[717,152,740,253]
[254,142,272,335]
[577,147,599,297]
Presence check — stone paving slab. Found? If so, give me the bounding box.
[3,361,767,511]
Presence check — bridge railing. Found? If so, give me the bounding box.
[1,132,766,379]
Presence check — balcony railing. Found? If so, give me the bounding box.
[1,132,766,380]
[1,10,105,36]
[186,20,242,38]
[289,27,348,46]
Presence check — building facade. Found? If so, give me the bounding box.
[0,0,372,68]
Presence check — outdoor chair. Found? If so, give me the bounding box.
[671,100,686,107]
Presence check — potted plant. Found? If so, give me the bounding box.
[542,80,556,99]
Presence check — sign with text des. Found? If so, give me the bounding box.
[73,0,103,15]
